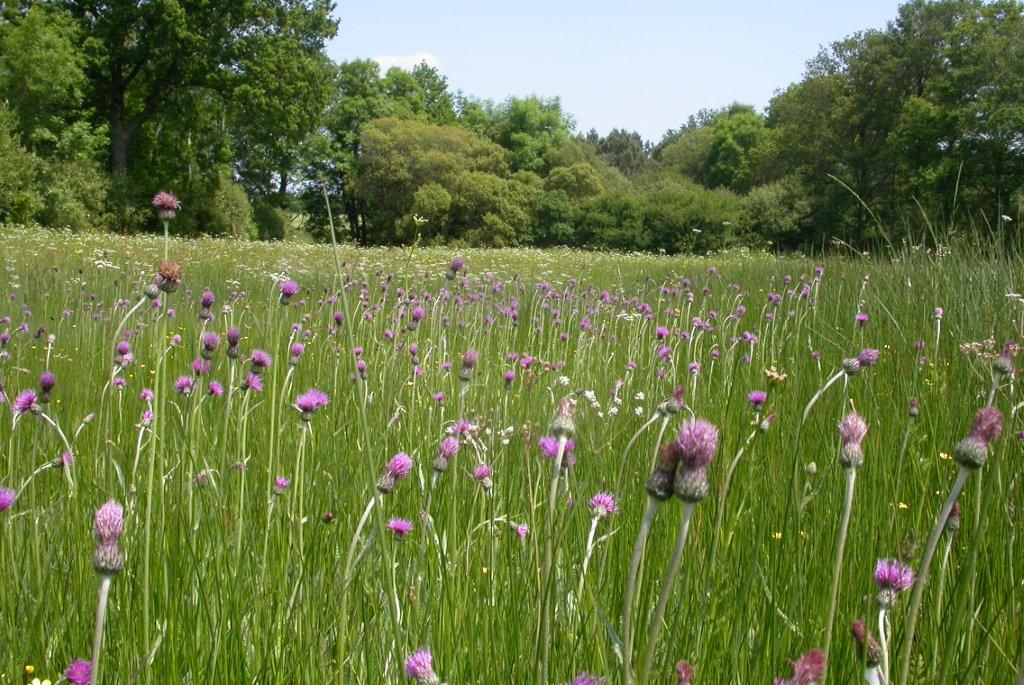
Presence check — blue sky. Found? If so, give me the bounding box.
[327,1,903,142]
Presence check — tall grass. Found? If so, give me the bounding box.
[0,225,1021,683]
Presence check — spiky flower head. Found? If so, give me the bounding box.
[971,406,1004,444]
[472,463,494,491]
[774,648,826,685]
[993,340,1017,377]
[874,558,915,609]
[551,395,577,439]
[378,452,414,493]
[388,518,414,538]
[201,332,220,360]
[94,500,124,545]
[226,327,242,347]
[837,413,868,469]
[200,289,215,309]
[857,348,880,367]
[656,386,686,416]
[588,492,618,519]
[273,476,291,494]
[569,673,605,685]
[747,389,767,410]
[0,487,16,513]
[405,649,439,683]
[152,191,180,219]
[39,371,56,393]
[850,621,882,667]
[13,389,40,415]
[156,261,182,293]
[842,358,861,376]
[673,465,711,503]
[433,436,461,473]
[250,349,272,374]
[64,659,92,685]
[675,661,694,685]
[675,419,719,469]
[295,388,329,420]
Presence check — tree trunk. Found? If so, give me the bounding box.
[109,92,130,176]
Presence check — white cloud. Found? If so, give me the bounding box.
[373,51,441,72]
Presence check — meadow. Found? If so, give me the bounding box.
[0,223,1022,684]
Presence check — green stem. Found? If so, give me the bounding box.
[823,466,857,662]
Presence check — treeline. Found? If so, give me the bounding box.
[1,0,1022,252]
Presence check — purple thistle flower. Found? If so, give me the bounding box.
[874,558,915,591]
[855,312,869,326]
[747,389,768,409]
[152,191,180,215]
[675,661,694,685]
[226,327,242,347]
[837,412,868,468]
[280,280,299,297]
[39,371,56,392]
[539,436,576,459]
[775,648,826,685]
[503,369,516,386]
[64,659,92,685]
[250,349,272,373]
[386,452,414,478]
[274,476,291,494]
[515,523,530,538]
[675,419,719,469]
[295,388,330,419]
[655,326,669,339]
[175,376,196,396]
[200,289,215,309]
[208,380,224,397]
[0,487,16,513]
[191,358,211,376]
[857,348,880,367]
[56,451,74,469]
[971,406,1004,444]
[933,307,943,320]
[405,649,438,683]
[140,388,154,402]
[13,389,39,415]
[472,463,494,490]
[851,620,882,667]
[201,331,221,353]
[588,492,618,518]
[243,372,263,392]
[449,257,465,273]
[569,673,606,685]
[387,518,414,538]
[94,500,124,545]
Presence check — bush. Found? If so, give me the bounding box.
[0,107,42,223]
[189,168,256,238]
[254,201,288,241]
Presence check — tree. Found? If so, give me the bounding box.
[592,128,651,178]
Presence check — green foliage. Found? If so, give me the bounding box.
[253,201,289,241]
[0,106,42,223]
[188,168,256,238]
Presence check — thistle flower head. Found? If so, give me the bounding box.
[587,491,618,518]
[747,389,767,409]
[842,358,861,376]
[273,476,291,494]
[200,289,215,309]
[850,620,882,667]
[675,661,694,685]
[152,191,180,217]
[388,518,414,538]
[675,419,719,469]
[539,435,575,459]
[13,389,39,415]
[243,371,263,392]
[175,376,196,395]
[971,406,1004,444]
[569,673,606,685]
[774,648,826,685]
[857,348,880,367]
[0,487,16,513]
[837,412,868,468]
[93,500,124,545]
[201,331,220,352]
[551,395,577,438]
[433,436,461,473]
[874,558,914,591]
[64,659,92,685]
[226,327,242,347]
[156,260,182,292]
[295,388,329,419]
[386,452,413,478]
[279,280,299,298]
[472,463,494,490]
[39,371,56,392]
[945,500,962,533]
[759,412,777,433]
[461,348,479,369]
[404,649,438,683]
[250,349,272,373]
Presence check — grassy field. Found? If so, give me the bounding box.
[0,225,1022,684]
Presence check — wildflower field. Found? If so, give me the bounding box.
[1,225,1022,684]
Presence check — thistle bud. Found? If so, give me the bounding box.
[851,620,882,667]
[842,358,861,376]
[673,466,710,503]
[551,395,576,439]
[92,543,124,575]
[759,412,777,433]
[908,397,919,419]
[954,435,987,469]
[645,467,675,501]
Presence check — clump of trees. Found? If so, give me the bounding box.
[1,0,1022,252]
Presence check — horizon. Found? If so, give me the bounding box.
[328,0,904,142]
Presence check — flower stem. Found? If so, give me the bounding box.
[92,574,113,684]
[638,502,694,684]
[537,435,567,684]
[621,498,661,685]
[897,466,970,685]
[823,466,857,661]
